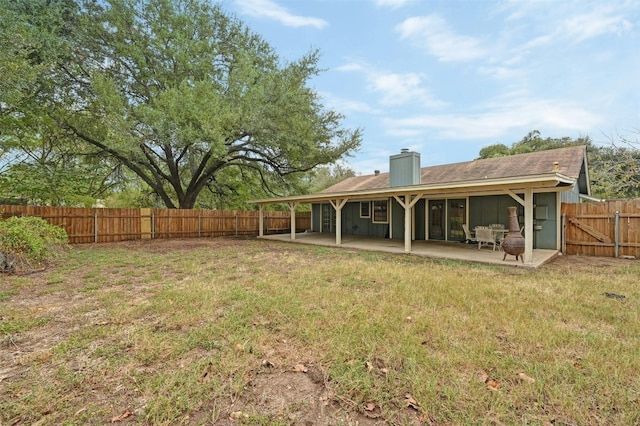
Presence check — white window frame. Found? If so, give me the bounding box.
[372,199,389,224]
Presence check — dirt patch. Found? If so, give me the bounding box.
[208,366,385,425]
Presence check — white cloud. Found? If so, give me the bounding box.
[561,10,632,42]
[334,62,365,72]
[395,14,486,62]
[235,0,328,29]
[337,62,445,108]
[368,72,441,107]
[375,0,411,9]
[382,97,603,141]
[319,92,382,115]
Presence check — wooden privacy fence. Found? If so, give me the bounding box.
[0,205,311,244]
[562,199,640,258]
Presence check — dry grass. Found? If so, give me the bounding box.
[1,238,639,425]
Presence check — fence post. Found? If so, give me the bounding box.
[561,213,566,255]
[94,211,98,243]
[235,214,238,236]
[198,214,201,238]
[140,208,152,240]
[614,211,620,258]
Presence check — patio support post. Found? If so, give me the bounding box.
[329,198,348,245]
[524,187,534,263]
[288,202,298,240]
[258,205,264,237]
[393,194,424,253]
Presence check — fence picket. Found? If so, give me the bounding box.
[562,199,640,258]
[0,205,311,245]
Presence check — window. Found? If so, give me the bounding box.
[372,200,388,223]
[360,201,370,218]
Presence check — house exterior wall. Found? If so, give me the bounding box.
[415,199,426,240]
[311,202,389,237]
[532,192,557,249]
[311,204,321,231]
[312,192,559,249]
[469,195,522,230]
[560,185,581,203]
[469,193,558,249]
[391,198,404,239]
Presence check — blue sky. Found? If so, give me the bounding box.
[227,0,640,175]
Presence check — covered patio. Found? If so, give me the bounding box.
[260,232,559,268]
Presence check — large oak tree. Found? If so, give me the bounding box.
[2,0,361,208]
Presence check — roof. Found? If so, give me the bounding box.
[322,145,588,193]
[250,145,589,205]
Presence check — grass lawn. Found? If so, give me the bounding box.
[1,238,638,425]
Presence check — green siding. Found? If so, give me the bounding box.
[469,194,558,249]
[532,192,557,249]
[415,199,426,240]
[311,204,321,232]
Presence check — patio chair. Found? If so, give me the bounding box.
[489,224,506,251]
[462,224,476,243]
[475,226,499,251]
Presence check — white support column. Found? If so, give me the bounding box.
[258,205,264,237]
[288,202,298,240]
[329,198,348,245]
[524,187,534,263]
[393,194,424,253]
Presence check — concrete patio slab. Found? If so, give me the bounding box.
[260,232,559,268]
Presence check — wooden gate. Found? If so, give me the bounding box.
[562,199,640,258]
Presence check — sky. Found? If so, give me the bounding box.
[226,0,640,175]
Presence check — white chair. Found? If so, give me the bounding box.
[462,224,476,243]
[489,224,505,251]
[475,226,499,250]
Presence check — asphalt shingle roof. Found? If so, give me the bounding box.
[322,146,587,194]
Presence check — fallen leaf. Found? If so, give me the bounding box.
[229,411,248,420]
[517,372,536,383]
[111,410,132,423]
[380,367,389,375]
[293,364,308,373]
[486,379,501,391]
[365,361,374,372]
[405,393,420,410]
[364,402,376,412]
[477,370,490,383]
[406,316,413,322]
[262,359,274,368]
[234,343,244,351]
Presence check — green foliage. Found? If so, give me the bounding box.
[477,130,592,160]
[2,0,361,209]
[0,216,68,273]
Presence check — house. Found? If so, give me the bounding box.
[250,146,591,264]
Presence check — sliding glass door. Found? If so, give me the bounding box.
[428,198,466,241]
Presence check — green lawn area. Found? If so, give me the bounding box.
[1,238,638,425]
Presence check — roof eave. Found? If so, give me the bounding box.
[249,173,576,205]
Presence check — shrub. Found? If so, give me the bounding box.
[0,216,68,273]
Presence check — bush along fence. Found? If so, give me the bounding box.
[0,206,311,244]
[562,199,640,258]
